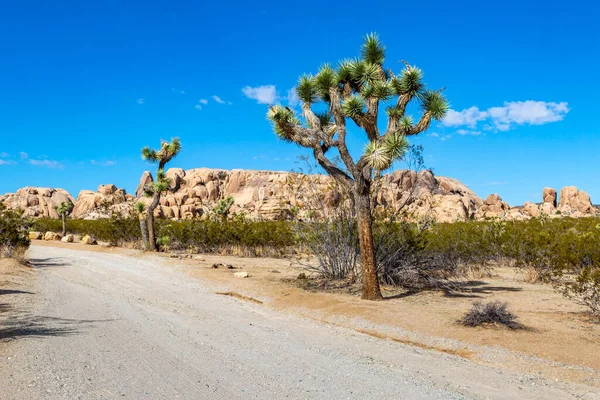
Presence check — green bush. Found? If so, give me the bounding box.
[0,204,32,258]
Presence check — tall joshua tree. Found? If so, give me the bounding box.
[55,202,73,237]
[140,137,181,251]
[267,34,448,300]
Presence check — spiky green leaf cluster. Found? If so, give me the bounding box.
[361,33,385,65]
[399,116,414,132]
[141,147,158,162]
[392,66,424,96]
[364,141,391,170]
[422,91,449,120]
[364,133,409,170]
[267,105,301,140]
[296,75,318,104]
[341,95,365,119]
[55,201,73,215]
[314,64,336,100]
[384,132,409,160]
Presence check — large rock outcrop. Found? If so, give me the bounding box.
[71,184,133,219]
[2,169,597,223]
[0,187,74,218]
[558,186,595,216]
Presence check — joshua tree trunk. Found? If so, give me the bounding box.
[139,218,149,249]
[61,214,67,237]
[354,180,383,300]
[146,193,161,251]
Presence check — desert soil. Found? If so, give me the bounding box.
[0,242,599,399]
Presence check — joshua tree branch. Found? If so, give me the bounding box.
[328,88,357,176]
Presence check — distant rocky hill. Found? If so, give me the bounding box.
[0,168,597,223]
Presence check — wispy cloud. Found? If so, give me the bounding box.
[171,88,185,94]
[287,88,299,107]
[194,104,203,110]
[90,160,116,166]
[0,152,8,158]
[29,159,63,169]
[137,98,145,105]
[212,95,225,104]
[456,129,482,136]
[0,159,16,165]
[442,101,569,131]
[19,152,28,160]
[242,85,278,104]
[199,99,208,105]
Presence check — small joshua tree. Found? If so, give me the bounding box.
[214,196,234,222]
[55,201,73,236]
[140,137,181,251]
[267,33,448,300]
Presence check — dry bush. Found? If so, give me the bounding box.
[459,301,522,329]
[521,266,541,283]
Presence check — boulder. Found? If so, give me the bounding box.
[61,234,74,243]
[521,202,541,218]
[82,235,97,245]
[542,187,557,207]
[558,186,595,215]
[476,194,509,219]
[44,232,61,241]
[135,171,154,198]
[29,231,43,240]
[234,271,249,278]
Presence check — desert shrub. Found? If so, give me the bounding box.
[157,218,296,256]
[33,216,140,245]
[0,204,32,259]
[294,216,360,280]
[375,221,465,290]
[459,301,522,329]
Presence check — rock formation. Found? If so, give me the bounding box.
[1,169,597,223]
[475,194,510,219]
[0,187,74,218]
[71,184,134,219]
[558,186,595,216]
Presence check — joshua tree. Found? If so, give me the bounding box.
[140,137,181,251]
[135,201,149,248]
[213,196,234,222]
[267,34,448,300]
[55,202,73,236]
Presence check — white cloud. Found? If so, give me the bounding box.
[91,160,116,166]
[287,88,299,107]
[0,159,16,165]
[194,104,203,110]
[428,132,439,137]
[443,106,487,128]
[29,159,63,169]
[19,152,28,160]
[456,129,482,136]
[199,99,208,105]
[137,98,145,105]
[242,85,278,104]
[442,101,569,132]
[0,152,8,158]
[212,95,226,104]
[171,88,185,94]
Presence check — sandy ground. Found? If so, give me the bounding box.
[0,242,599,399]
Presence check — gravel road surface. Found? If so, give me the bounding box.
[1,245,598,399]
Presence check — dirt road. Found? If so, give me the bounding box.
[1,245,598,399]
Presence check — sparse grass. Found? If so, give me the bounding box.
[459,301,523,329]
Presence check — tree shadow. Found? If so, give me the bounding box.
[27,258,70,268]
[0,288,35,296]
[383,281,523,300]
[0,314,118,342]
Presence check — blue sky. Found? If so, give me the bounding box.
[0,0,598,205]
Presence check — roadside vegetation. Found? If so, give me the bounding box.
[30,213,600,318]
[0,203,31,261]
